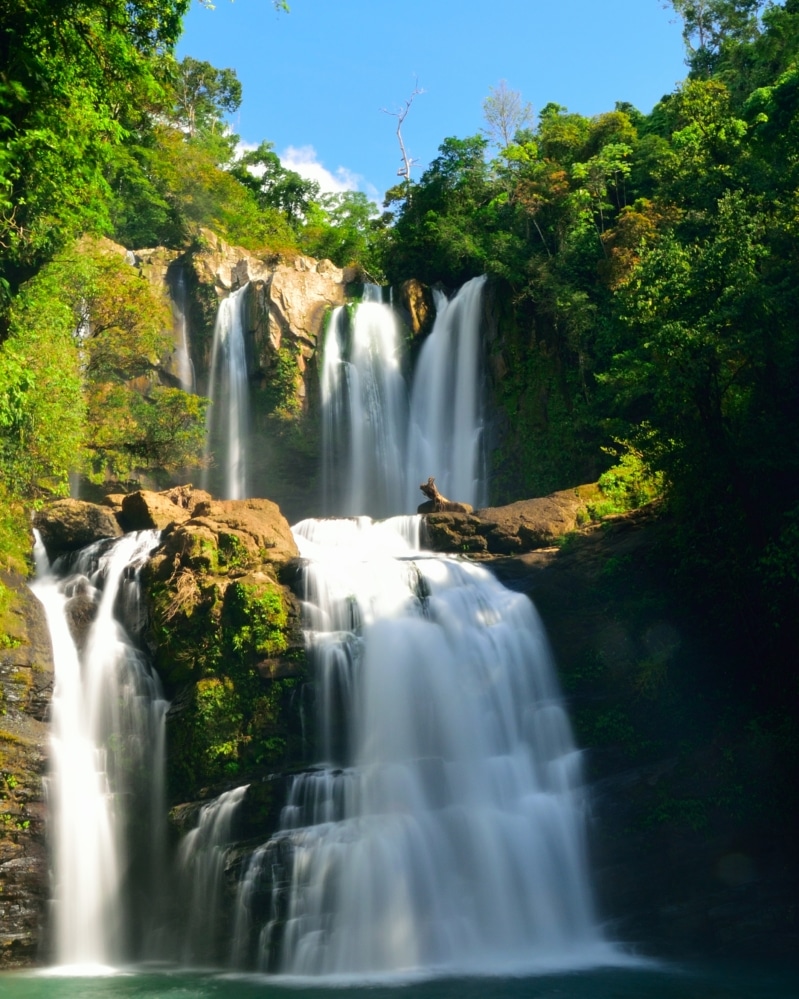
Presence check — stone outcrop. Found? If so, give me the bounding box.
[33,498,122,560]
[185,229,356,395]
[0,572,54,968]
[421,484,599,554]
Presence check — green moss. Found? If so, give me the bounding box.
[217,531,250,571]
[149,578,225,685]
[223,579,289,660]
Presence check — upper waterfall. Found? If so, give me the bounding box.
[321,286,409,518]
[321,276,488,518]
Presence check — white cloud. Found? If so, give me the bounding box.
[279,145,360,194]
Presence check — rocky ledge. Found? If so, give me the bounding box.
[421,484,599,554]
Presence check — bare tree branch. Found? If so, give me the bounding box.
[382,81,424,200]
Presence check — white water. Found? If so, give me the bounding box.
[171,269,195,392]
[229,516,614,976]
[32,531,166,967]
[321,277,488,518]
[203,284,250,499]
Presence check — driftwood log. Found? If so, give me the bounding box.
[417,477,474,515]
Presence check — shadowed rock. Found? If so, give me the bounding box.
[33,499,122,560]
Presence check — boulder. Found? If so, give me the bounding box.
[33,499,122,559]
[477,487,594,547]
[119,486,212,532]
[141,497,307,803]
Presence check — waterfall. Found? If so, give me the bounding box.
[32,530,167,968]
[203,284,250,500]
[320,277,488,518]
[321,286,409,518]
[406,275,488,510]
[171,269,195,392]
[229,516,613,977]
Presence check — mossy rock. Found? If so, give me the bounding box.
[143,501,309,802]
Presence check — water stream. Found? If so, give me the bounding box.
[170,269,195,392]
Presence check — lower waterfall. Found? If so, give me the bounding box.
[226,516,615,976]
[34,515,618,976]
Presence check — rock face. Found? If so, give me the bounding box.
[398,278,435,338]
[174,230,358,520]
[184,228,354,396]
[33,499,122,560]
[0,571,54,969]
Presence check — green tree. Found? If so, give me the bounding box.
[169,56,242,137]
[0,0,191,297]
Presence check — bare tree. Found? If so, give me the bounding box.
[382,82,424,199]
[481,79,534,150]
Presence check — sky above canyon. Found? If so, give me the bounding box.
[178,0,688,202]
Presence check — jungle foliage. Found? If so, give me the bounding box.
[378,0,798,679]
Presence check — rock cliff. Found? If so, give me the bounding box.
[0,572,54,969]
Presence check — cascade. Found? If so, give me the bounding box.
[321,285,408,518]
[171,269,195,392]
[228,515,614,976]
[320,277,488,517]
[32,530,167,968]
[176,785,249,965]
[203,283,250,500]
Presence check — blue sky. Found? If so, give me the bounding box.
[178,0,688,201]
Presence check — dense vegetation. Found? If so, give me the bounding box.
[381,1,799,700]
[0,0,796,709]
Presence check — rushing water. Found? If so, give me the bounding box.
[226,516,616,977]
[203,284,250,500]
[321,291,409,518]
[321,277,487,518]
[32,531,166,968]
